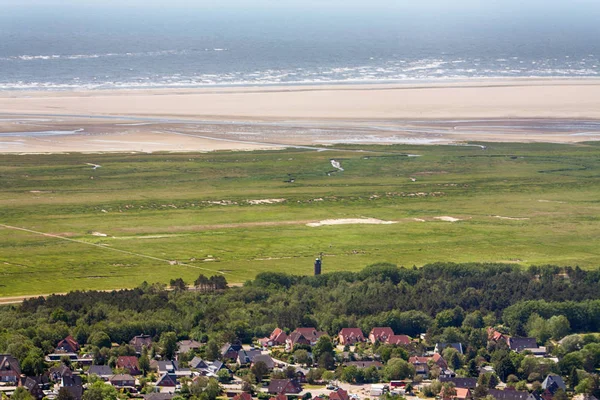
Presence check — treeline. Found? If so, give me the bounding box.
[2,262,600,366]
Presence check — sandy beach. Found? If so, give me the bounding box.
[1,79,600,153]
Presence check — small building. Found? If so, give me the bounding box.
[338,328,365,345]
[237,349,263,365]
[541,375,566,394]
[330,388,350,400]
[267,379,302,395]
[0,354,21,385]
[252,354,276,370]
[177,340,203,357]
[454,388,472,400]
[117,356,141,376]
[144,393,175,400]
[110,374,135,388]
[435,343,464,355]
[56,336,80,354]
[130,334,153,354]
[87,365,113,380]
[233,393,253,400]
[221,343,243,360]
[286,328,326,350]
[488,389,542,400]
[388,335,412,346]
[507,337,538,353]
[61,375,83,400]
[156,373,178,387]
[342,361,383,369]
[259,328,288,347]
[439,377,477,389]
[369,328,395,344]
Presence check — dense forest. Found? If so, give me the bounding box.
[2,263,600,358]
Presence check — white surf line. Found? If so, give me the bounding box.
[0,223,230,276]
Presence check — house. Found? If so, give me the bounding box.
[144,393,175,400]
[49,364,73,381]
[259,328,288,347]
[388,335,412,346]
[541,375,566,394]
[573,395,599,400]
[61,375,83,400]
[270,394,288,400]
[267,379,303,394]
[488,328,506,342]
[233,393,253,400]
[488,389,542,400]
[189,357,230,377]
[0,354,21,384]
[87,365,113,380]
[330,388,350,400]
[130,334,153,354]
[342,361,384,369]
[286,328,326,350]
[177,340,203,356]
[432,353,449,369]
[409,353,448,376]
[237,349,263,365]
[252,354,276,370]
[435,343,464,355]
[117,356,141,375]
[338,328,365,345]
[507,337,538,353]
[156,373,178,387]
[155,360,192,377]
[110,374,136,388]
[56,336,80,354]
[369,327,395,344]
[22,376,45,400]
[454,388,472,400]
[439,377,478,389]
[221,343,243,360]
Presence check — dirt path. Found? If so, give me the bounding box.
[0,223,231,276]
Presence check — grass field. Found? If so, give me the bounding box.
[1,142,599,296]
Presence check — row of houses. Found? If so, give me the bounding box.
[258,327,414,349]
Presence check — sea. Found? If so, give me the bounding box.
[1,2,599,91]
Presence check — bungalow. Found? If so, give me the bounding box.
[233,393,253,400]
[110,374,136,388]
[453,388,472,400]
[338,328,365,345]
[435,343,464,355]
[0,354,20,385]
[488,389,542,400]
[541,375,566,394]
[117,356,140,375]
[156,373,178,387]
[56,336,80,354]
[60,375,83,400]
[189,357,230,377]
[342,361,384,369]
[487,328,506,342]
[130,334,153,354]
[237,349,263,365]
[330,388,350,400]
[252,354,276,370]
[49,364,73,381]
[368,327,394,344]
[221,343,243,360]
[507,337,538,353]
[259,328,288,347]
[439,377,477,389]
[267,379,303,395]
[286,328,326,350]
[388,335,412,346]
[87,365,113,380]
[22,376,45,400]
[155,360,192,377]
[144,394,175,400]
[177,340,203,357]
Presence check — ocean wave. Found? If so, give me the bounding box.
[0,48,228,62]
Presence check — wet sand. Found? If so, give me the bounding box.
[1,79,600,153]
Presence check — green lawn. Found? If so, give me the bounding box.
[1,142,599,296]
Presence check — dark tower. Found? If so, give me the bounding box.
[314,257,322,275]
